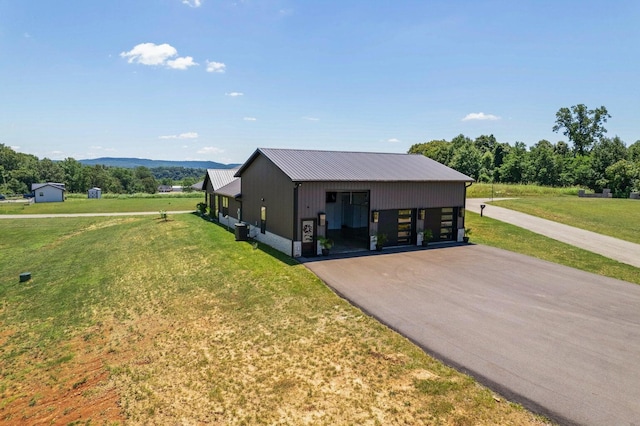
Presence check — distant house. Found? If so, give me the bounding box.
[157,185,184,193]
[88,187,102,199]
[32,183,66,203]
[234,148,474,257]
[202,168,240,221]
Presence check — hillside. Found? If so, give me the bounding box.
[78,157,239,169]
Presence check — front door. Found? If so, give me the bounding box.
[301,219,316,256]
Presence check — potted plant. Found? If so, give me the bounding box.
[375,232,387,251]
[422,229,433,246]
[463,227,472,243]
[318,236,334,256]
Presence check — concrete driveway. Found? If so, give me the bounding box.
[304,245,640,426]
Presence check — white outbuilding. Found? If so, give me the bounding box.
[88,187,102,199]
[32,183,66,203]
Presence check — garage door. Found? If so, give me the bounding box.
[378,209,415,247]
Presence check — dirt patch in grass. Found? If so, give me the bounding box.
[0,323,125,424]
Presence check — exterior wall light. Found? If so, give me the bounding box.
[371,210,379,223]
[318,212,326,227]
[419,208,426,220]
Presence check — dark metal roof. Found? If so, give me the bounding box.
[204,168,240,190]
[32,182,66,191]
[236,148,474,182]
[215,178,241,198]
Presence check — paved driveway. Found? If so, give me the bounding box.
[304,245,640,426]
[466,198,640,268]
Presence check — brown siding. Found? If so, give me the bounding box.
[296,181,467,238]
[241,155,295,240]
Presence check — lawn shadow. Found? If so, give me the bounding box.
[193,212,300,266]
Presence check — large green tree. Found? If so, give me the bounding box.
[552,104,611,155]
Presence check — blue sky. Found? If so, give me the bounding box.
[1,1,639,164]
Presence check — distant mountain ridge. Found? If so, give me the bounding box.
[78,157,239,169]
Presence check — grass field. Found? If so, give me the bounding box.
[0,213,548,425]
[489,197,640,245]
[467,183,579,198]
[0,193,202,215]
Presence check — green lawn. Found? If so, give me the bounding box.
[466,212,640,285]
[0,193,202,215]
[489,197,640,245]
[0,214,546,425]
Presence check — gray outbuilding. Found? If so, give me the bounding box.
[234,148,474,257]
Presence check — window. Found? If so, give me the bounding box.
[221,196,229,216]
[260,206,267,234]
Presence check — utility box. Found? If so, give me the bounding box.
[235,223,248,241]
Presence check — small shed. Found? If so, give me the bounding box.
[88,187,102,199]
[32,183,66,203]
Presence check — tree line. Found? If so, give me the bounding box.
[409,105,640,197]
[0,144,203,195]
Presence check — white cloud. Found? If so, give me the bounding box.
[226,92,244,97]
[387,138,400,143]
[197,146,224,155]
[243,117,257,121]
[120,43,197,70]
[462,112,500,121]
[302,116,319,121]
[206,61,226,73]
[11,145,20,151]
[182,0,202,7]
[167,56,198,70]
[159,132,199,139]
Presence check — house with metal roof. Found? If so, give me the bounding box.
[32,182,66,203]
[234,148,474,257]
[202,168,241,222]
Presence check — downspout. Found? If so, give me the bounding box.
[292,182,300,253]
[464,181,473,228]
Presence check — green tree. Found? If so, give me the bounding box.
[590,136,627,191]
[181,177,197,192]
[605,160,640,197]
[526,140,562,186]
[449,143,482,180]
[474,134,498,153]
[60,158,87,193]
[628,141,640,163]
[498,142,528,183]
[408,139,452,165]
[552,104,611,155]
[134,166,157,193]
